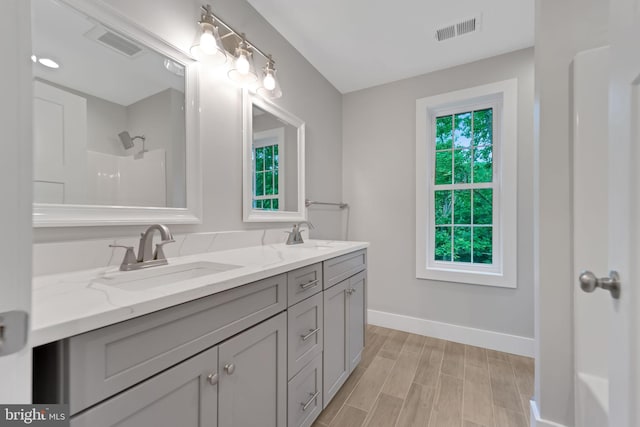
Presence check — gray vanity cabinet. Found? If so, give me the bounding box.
[34,248,367,427]
[348,271,366,368]
[218,312,287,427]
[322,279,349,405]
[322,268,367,407]
[70,345,219,427]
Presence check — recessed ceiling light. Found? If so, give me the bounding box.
[31,54,37,63]
[163,58,185,77]
[38,58,60,69]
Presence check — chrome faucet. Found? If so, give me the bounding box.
[110,224,175,271]
[286,221,314,245]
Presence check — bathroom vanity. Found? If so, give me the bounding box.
[32,241,367,427]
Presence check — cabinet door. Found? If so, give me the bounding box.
[348,271,366,372]
[71,345,218,427]
[218,312,287,427]
[288,352,323,427]
[288,292,323,379]
[323,280,349,406]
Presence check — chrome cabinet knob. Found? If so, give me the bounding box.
[224,363,235,375]
[579,270,621,299]
[207,372,218,385]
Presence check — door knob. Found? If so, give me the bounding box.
[224,363,235,375]
[579,270,621,299]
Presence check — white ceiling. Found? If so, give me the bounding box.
[247,0,534,93]
[32,0,184,106]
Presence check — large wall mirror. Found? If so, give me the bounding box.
[31,0,201,226]
[243,91,306,222]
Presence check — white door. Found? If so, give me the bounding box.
[33,80,88,204]
[572,46,610,427]
[607,0,640,424]
[0,0,33,403]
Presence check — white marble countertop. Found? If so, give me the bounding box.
[31,240,369,347]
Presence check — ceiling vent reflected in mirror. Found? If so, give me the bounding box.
[85,25,145,58]
[435,15,481,42]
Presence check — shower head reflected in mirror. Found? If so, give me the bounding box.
[118,131,147,159]
[118,131,145,150]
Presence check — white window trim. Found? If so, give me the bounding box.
[253,128,285,209]
[415,79,518,288]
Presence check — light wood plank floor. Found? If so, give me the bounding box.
[313,325,534,427]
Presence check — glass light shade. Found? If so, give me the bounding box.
[236,53,250,75]
[257,70,282,99]
[190,23,226,66]
[199,29,217,54]
[228,46,258,85]
[263,72,276,90]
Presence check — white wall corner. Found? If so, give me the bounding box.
[530,400,569,427]
[368,309,534,357]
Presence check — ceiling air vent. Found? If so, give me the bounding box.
[85,25,145,58]
[435,25,456,42]
[435,15,481,42]
[457,18,476,36]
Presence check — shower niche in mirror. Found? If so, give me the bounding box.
[32,0,201,226]
[243,91,306,222]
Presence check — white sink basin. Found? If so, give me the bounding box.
[93,261,242,291]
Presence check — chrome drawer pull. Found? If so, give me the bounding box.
[301,391,319,411]
[300,279,320,290]
[300,328,320,341]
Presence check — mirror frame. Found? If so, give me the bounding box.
[32,0,202,227]
[243,90,306,222]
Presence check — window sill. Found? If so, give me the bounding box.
[416,265,516,288]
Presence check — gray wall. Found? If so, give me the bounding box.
[128,88,186,208]
[342,48,534,338]
[85,93,127,156]
[534,0,608,425]
[33,0,344,242]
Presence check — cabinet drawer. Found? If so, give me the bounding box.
[288,292,323,379]
[323,249,367,289]
[71,345,218,427]
[288,353,323,427]
[287,263,323,306]
[67,274,286,414]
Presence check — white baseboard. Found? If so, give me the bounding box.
[530,400,569,427]
[367,309,535,357]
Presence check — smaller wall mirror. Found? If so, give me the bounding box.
[243,91,306,222]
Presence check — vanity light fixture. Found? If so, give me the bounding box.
[257,54,282,99]
[191,4,227,65]
[194,4,284,98]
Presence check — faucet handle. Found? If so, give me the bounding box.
[109,245,137,268]
[153,239,175,261]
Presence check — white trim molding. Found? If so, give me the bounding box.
[368,309,534,357]
[530,400,569,427]
[415,78,518,288]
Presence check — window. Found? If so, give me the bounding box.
[252,128,284,211]
[415,79,518,288]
